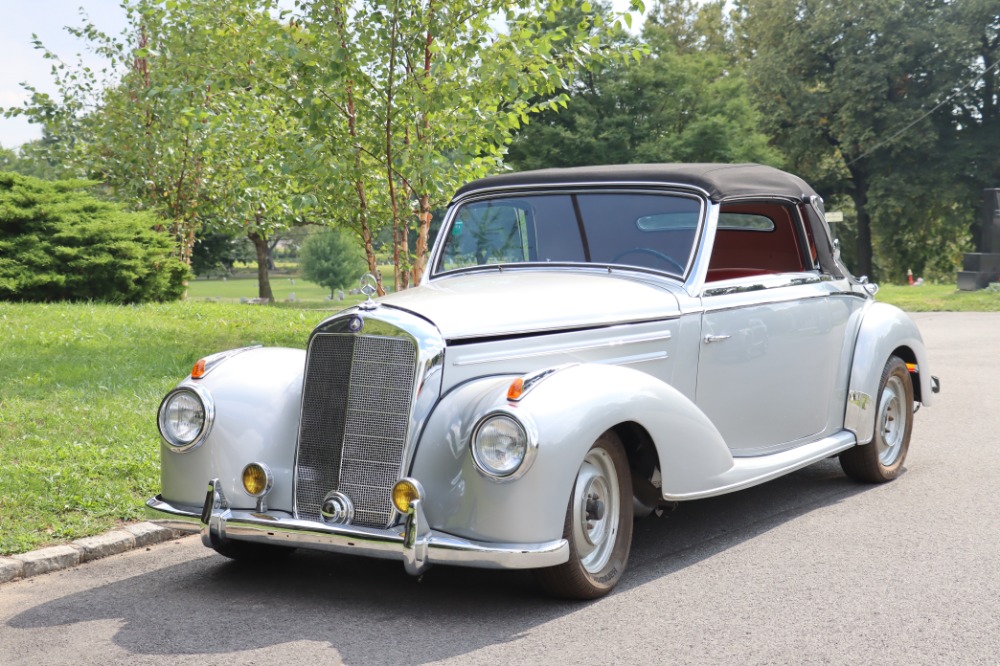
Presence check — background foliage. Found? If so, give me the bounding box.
[2,0,998,284]
[0,301,320,554]
[299,228,369,296]
[0,171,188,303]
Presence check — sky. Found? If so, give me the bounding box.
[0,1,127,149]
[0,1,648,151]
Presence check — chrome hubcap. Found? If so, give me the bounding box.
[877,375,906,466]
[571,448,619,574]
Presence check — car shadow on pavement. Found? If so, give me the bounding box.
[8,458,874,665]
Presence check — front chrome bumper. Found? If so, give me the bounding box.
[145,479,569,575]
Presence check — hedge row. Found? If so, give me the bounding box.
[0,172,188,303]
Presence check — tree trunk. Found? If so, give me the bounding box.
[411,194,432,285]
[847,163,874,280]
[855,200,873,280]
[248,231,274,302]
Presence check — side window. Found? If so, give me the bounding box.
[797,204,821,270]
[707,203,807,282]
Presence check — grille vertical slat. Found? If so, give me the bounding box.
[295,333,417,528]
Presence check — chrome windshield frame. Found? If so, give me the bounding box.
[425,184,711,287]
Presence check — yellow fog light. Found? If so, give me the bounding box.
[242,462,273,498]
[392,478,423,513]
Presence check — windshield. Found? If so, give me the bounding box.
[434,191,703,277]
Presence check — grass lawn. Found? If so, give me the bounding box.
[0,301,344,555]
[1,278,997,556]
[876,282,1000,311]
[187,275,336,303]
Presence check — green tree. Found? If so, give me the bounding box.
[741,0,967,280]
[0,136,70,180]
[0,171,188,302]
[5,0,310,301]
[256,0,642,294]
[190,231,254,277]
[299,228,368,296]
[948,0,1000,247]
[508,0,780,170]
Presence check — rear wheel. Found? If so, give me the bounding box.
[536,430,633,600]
[840,356,913,482]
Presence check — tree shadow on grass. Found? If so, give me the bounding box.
[8,458,872,665]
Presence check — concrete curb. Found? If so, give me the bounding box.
[0,522,185,585]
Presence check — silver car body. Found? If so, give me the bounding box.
[147,163,936,577]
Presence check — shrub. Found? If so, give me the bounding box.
[0,172,189,302]
[299,227,368,296]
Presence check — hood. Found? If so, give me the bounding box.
[377,270,681,340]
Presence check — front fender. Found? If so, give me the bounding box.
[411,364,733,544]
[159,347,305,510]
[845,302,933,444]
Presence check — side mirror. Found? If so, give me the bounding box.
[856,275,879,296]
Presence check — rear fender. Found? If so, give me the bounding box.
[844,302,933,444]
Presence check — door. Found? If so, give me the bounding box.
[696,279,856,455]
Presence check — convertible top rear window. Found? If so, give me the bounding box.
[435,192,702,277]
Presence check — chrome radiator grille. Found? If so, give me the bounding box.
[295,333,417,528]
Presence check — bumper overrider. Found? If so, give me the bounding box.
[146,478,569,575]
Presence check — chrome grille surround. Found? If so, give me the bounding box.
[294,307,445,529]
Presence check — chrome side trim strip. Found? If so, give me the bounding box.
[615,351,670,366]
[452,330,673,366]
[445,316,680,344]
[190,345,262,380]
[702,274,822,298]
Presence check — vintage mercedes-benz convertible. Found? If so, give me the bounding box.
[147,163,939,599]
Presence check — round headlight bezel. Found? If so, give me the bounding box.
[471,410,538,482]
[157,384,215,453]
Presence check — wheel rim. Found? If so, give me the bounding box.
[571,448,620,574]
[877,374,907,466]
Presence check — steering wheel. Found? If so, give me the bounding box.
[610,247,686,274]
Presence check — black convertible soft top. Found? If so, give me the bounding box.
[452,163,819,204]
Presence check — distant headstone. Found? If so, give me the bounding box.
[958,189,1000,290]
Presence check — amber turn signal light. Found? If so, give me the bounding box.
[191,358,207,379]
[242,462,273,497]
[507,378,524,401]
[392,479,422,513]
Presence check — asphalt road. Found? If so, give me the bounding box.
[1,312,996,666]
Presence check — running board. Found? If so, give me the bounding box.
[662,430,857,502]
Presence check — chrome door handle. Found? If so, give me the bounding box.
[703,334,731,344]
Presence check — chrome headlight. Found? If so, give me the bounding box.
[157,385,214,453]
[471,411,537,481]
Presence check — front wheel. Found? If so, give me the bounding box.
[535,430,633,599]
[840,356,913,482]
